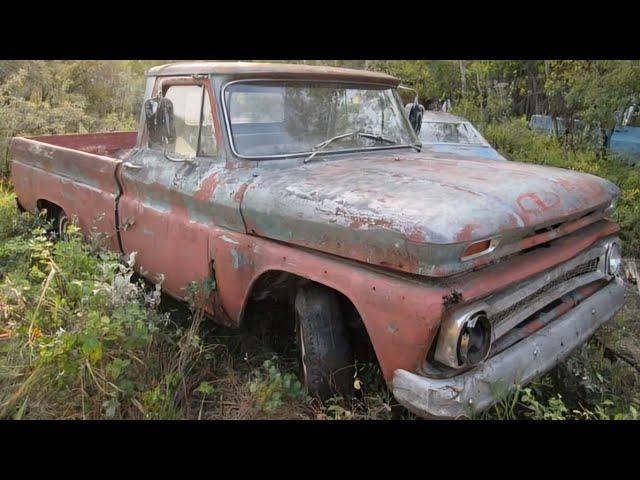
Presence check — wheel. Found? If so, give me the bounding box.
[56,210,70,241]
[294,284,354,400]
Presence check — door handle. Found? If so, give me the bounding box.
[122,162,144,170]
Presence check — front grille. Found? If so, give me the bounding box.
[492,257,600,326]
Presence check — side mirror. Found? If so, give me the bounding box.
[407,103,423,134]
[144,97,176,147]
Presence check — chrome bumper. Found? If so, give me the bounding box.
[392,279,625,419]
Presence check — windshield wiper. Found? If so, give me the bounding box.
[357,132,397,145]
[303,131,399,164]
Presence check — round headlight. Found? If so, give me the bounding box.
[457,312,492,367]
[607,241,623,277]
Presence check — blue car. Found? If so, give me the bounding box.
[418,111,508,161]
[609,103,640,165]
[529,106,640,166]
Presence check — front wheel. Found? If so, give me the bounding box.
[294,284,354,400]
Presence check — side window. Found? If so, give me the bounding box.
[151,84,217,157]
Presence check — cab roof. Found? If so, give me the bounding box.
[146,62,400,85]
[422,111,469,123]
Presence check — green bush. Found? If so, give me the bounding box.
[0,189,209,419]
[248,357,306,412]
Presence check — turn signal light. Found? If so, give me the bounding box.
[463,240,492,258]
[461,237,500,261]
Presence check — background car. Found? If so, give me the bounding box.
[418,110,508,161]
[610,103,640,165]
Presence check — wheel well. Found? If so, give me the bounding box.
[36,199,63,222]
[242,270,379,366]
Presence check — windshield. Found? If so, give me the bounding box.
[224,81,418,158]
[419,121,488,145]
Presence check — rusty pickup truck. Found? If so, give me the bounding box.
[9,62,625,419]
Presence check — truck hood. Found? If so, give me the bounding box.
[240,150,620,277]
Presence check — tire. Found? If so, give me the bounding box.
[56,210,70,241]
[294,284,354,400]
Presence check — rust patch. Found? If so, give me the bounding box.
[517,191,561,213]
[442,289,463,309]
[194,171,220,201]
[456,223,478,242]
[233,181,251,203]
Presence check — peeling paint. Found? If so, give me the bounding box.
[8,64,624,387]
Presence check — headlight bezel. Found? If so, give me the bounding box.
[605,240,623,277]
[434,304,493,369]
[604,198,618,217]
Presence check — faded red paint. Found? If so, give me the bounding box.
[29,131,137,157]
[194,172,221,201]
[453,220,619,303]
[455,223,478,242]
[517,191,561,213]
[10,137,121,251]
[8,62,624,387]
[233,182,251,204]
[208,228,445,379]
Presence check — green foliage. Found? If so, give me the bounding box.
[0,188,208,419]
[248,357,306,412]
[483,382,640,421]
[545,60,640,129]
[0,60,165,178]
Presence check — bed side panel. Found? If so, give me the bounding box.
[10,137,121,250]
[28,131,137,157]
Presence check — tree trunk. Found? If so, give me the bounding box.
[459,61,467,95]
[599,127,608,160]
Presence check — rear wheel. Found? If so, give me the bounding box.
[56,210,70,241]
[294,284,354,400]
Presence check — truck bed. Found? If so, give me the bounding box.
[9,131,137,251]
[26,131,137,159]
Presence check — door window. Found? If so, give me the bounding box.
[151,84,217,157]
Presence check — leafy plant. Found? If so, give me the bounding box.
[248,357,306,413]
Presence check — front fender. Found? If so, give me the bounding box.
[208,230,445,381]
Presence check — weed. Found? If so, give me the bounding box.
[248,357,306,413]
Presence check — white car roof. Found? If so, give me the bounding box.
[421,111,469,123]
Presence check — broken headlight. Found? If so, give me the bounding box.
[457,312,492,367]
[606,241,622,277]
[434,305,493,369]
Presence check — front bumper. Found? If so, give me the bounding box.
[392,279,625,419]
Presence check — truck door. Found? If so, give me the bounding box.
[116,76,226,300]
